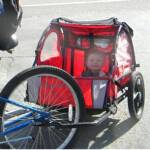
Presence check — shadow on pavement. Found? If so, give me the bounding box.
[71,115,137,149]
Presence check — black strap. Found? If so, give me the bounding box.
[122,22,134,36]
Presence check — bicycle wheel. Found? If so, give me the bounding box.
[0,66,84,149]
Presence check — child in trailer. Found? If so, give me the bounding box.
[82,49,107,109]
[82,49,105,77]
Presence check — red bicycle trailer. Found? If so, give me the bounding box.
[26,17,145,148]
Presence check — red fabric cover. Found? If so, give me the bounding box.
[37,28,63,68]
[66,32,114,53]
[38,77,75,107]
[60,23,118,37]
[37,56,63,68]
[107,81,118,101]
[62,24,118,53]
[75,78,93,108]
[101,55,110,74]
[80,37,90,49]
[37,23,132,105]
[63,48,85,76]
[113,64,131,85]
[73,50,85,76]
[64,48,71,73]
[114,31,133,85]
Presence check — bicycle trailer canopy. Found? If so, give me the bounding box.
[31,17,135,109]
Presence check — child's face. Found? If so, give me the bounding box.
[86,53,103,72]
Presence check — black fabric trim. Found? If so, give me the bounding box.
[55,17,118,26]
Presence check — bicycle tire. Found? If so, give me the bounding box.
[127,71,145,121]
[0,66,85,149]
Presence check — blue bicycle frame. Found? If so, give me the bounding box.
[0,96,50,144]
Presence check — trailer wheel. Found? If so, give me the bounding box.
[127,71,145,121]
